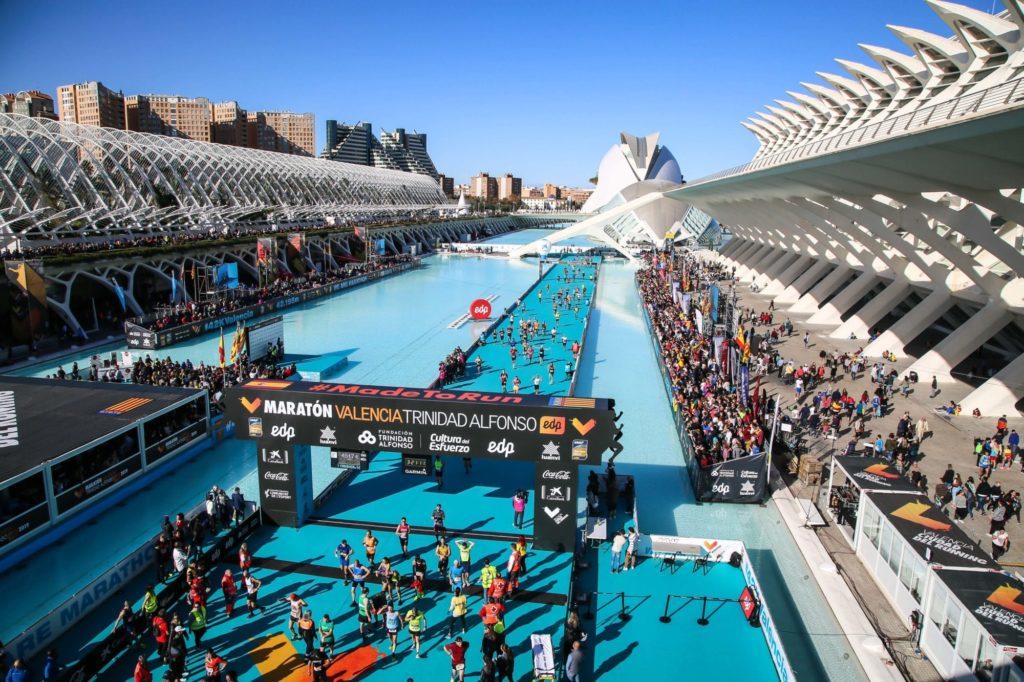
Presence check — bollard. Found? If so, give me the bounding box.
[697,596,709,626]
[659,594,672,624]
[619,592,631,621]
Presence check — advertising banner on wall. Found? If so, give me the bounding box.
[704,453,767,503]
[256,237,275,265]
[286,233,308,274]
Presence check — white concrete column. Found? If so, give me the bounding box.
[790,265,852,314]
[830,279,912,340]
[863,289,952,358]
[960,352,1024,417]
[806,270,879,326]
[777,259,832,305]
[720,239,755,269]
[735,244,771,279]
[720,239,746,260]
[763,254,812,296]
[905,302,1012,383]
[753,251,800,289]
[727,240,760,268]
[739,245,779,281]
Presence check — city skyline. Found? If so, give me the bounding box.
[0,0,999,186]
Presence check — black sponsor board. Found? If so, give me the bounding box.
[937,569,1024,653]
[533,462,578,551]
[57,512,261,682]
[701,453,767,503]
[331,450,369,470]
[867,491,997,569]
[0,503,50,548]
[257,443,312,527]
[124,321,156,350]
[402,453,431,476]
[56,455,143,515]
[126,263,415,349]
[834,456,921,493]
[225,380,615,466]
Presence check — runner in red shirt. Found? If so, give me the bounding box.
[204,648,227,682]
[133,655,152,682]
[221,569,237,617]
[152,610,170,658]
[443,636,470,681]
[239,543,252,571]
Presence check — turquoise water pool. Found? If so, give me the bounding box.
[11,247,865,681]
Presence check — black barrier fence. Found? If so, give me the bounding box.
[126,261,417,350]
[56,511,261,682]
[636,285,768,504]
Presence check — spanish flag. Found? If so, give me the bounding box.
[735,324,750,364]
[230,322,245,364]
[218,327,225,368]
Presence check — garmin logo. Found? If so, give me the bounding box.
[0,391,19,448]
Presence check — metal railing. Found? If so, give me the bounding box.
[689,76,1024,186]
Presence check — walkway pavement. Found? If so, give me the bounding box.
[736,279,1024,566]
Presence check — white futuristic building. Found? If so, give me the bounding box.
[0,114,447,242]
[672,0,1024,418]
[509,132,716,259]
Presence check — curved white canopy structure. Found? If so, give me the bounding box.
[0,114,447,241]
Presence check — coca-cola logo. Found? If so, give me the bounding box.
[542,470,571,480]
[264,471,290,482]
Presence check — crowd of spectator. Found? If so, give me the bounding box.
[636,252,772,469]
[47,352,295,415]
[0,212,443,263]
[141,255,415,333]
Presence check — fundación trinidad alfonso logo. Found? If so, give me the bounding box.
[988,585,1024,615]
[891,500,951,532]
[863,463,899,479]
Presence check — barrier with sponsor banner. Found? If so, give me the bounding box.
[125,261,417,349]
[55,509,260,682]
[739,547,798,682]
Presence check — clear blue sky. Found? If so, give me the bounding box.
[0,0,1000,186]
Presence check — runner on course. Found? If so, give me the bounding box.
[447,587,468,636]
[395,518,411,557]
[362,530,379,569]
[444,637,470,682]
[220,570,237,617]
[383,604,403,656]
[335,539,354,583]
[406,607,427,658]
[279,593,307,639]
[349,561,370,605]
[242,571,264,617]
[318,614,335,659]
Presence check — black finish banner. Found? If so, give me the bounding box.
[226,379,616,466]
[702,453,767,503]
[126,263,416,349]
[533,462,578,552]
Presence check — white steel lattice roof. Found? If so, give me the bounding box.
[0,114,447,239]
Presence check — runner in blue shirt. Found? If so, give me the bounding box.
[382,604,403,656]
[349,561,370,605]
[335,540,354,585]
